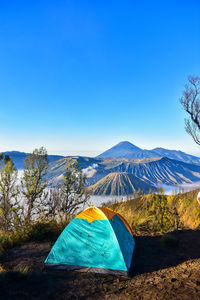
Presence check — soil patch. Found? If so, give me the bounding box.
[1,230,200,299]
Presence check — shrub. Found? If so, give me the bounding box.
[26,220,64,241]
[0,219,65,256]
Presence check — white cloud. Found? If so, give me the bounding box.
[82,164,98,175]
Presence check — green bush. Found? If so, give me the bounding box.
[0,232,24,256]
[26,220,64,241]
[0,219,65,256]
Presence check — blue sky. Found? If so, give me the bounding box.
[0,0,200,156]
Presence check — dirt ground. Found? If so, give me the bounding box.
[1,229,200,299]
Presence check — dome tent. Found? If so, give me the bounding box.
[45,206,135,276]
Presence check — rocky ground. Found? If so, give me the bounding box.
[0,229,200,299]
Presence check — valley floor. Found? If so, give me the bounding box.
[1,230,200,299]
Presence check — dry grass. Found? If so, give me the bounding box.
[110,189,200,233]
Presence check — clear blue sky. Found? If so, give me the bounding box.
[0,0,200,156]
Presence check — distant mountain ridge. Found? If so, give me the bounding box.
[1,151,65,169]
[3,141,200,170]
[97,141,200,165]
[97,141,160,159]
[151,147,200,165]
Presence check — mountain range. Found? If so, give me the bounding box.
[2,141,200,169]
[2,141,200,195]
[97,141,200,165]
[46,156,200,192]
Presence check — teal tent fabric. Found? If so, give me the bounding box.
[45,209,135,275]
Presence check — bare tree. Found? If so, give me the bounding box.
[59,161,90,220]
[46,187,62,219]
[180,75,200,145]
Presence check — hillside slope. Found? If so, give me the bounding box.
[108,157,200,185]
[46,156,105,185]
[112,189,200,230]
[88,172,156,195]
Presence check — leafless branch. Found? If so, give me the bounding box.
[180,75,200,145]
